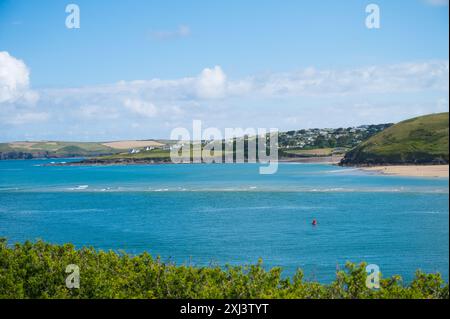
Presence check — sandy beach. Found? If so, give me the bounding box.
[360,165,449,178]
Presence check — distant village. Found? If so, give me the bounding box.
[128,145,173,154]
[126,124,392,155]
[129,146,156,154]
[278,124,392,150]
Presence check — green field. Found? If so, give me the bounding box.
[0,141,167,159]
[0,141,119,159]
[341,112,449,165]
[99,149,171,160]
[0,141,113,152]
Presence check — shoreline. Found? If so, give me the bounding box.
[357,165,449,178]
[44,155,345,166]
[277,156,343,164]
[11,157,450,178]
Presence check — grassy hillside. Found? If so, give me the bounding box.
[1,123,391,161]
[0,140,166,159]
[341,112,449,165]
[99,149,171,160]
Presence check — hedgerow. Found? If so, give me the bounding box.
[0,239,448,299]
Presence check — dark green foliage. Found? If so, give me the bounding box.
[0,239,447,299]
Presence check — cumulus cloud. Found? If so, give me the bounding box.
[40,61,448,107]
[87,61,449,99]
[123,98,158,117]
[196,66,227,99]
[1,59,448,140]
[0,51,38,105]
[0,51,44,127]
[255,61,449,96]
[78,105,120,120]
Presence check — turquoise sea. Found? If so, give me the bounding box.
[0,159,448,282]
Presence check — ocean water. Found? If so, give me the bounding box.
[0,159,448,283]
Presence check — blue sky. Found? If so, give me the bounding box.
[0,0,448,141]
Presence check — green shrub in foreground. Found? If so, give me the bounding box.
[0,239,448,299]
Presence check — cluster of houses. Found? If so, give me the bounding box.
[125,123,391,155]
[129,146,155,154]
[279,124,391,150]
[128,144,178,154]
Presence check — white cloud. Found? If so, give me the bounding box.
[196,66,227,99]
[150,25,191,40]
[424,0,449,6]
[6,112,49,125]
[78,105,120,120]
[41,61,448,106]
[1,60,448,140]
[0,51,38,105]
[255,61,449,97]
[123,98,158,117]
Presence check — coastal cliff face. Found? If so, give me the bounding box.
[340,112,449,166]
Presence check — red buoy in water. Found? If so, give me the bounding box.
[312,219,317,226]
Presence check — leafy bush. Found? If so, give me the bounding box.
[0,239,448,299]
